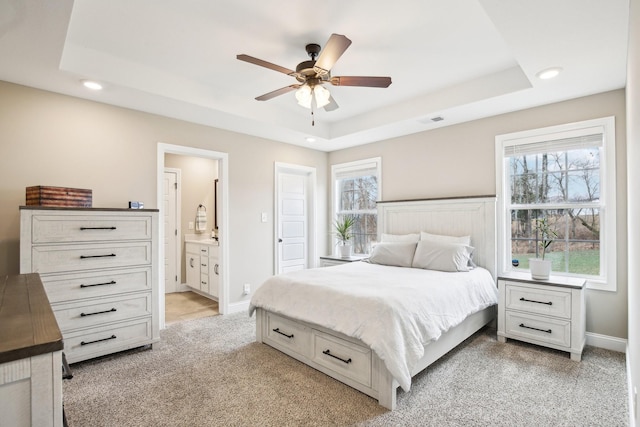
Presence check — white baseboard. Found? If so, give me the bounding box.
[586,331,627,353]
[225,299,250,314]
[628,345,636,427]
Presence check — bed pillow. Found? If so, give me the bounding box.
[420,231,471,246]
[412,240,474,272]
[381,233,420,243]
[367,242,417,268]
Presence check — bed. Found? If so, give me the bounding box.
[250,196,497,410]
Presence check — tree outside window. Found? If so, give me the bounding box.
[332,158,381,255]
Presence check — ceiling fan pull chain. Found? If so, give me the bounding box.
[311,101,315,126]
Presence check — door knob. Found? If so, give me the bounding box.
[278,238,283,243]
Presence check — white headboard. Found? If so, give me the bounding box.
[377,196,497,279]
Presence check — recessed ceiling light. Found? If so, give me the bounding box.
[305,137,316,143]
[81,80,103,90]
[536,67,563,80]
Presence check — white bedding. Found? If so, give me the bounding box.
[249,262,498,391]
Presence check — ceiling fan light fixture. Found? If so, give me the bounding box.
[313,85,331,108]
[295,84,312,108]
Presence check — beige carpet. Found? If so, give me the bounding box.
[63,312,628,426]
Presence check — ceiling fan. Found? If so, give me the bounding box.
[237,33,392,119]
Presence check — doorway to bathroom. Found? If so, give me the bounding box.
[157,143,229,329]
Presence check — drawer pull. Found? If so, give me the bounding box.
[80,280,116,288]
[80,226,117,230]
[272,328,294,339]
[80,308,117,317]
[214,264,219,275]
[520,297,552,305]
[322,349,352,364]
[519,323,552,334]
[81,335,117,346]
[80,253,116,259]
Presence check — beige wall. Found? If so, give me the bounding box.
[0,81,329,305]
[165,154,218,283]
[329,89,628,339]
[627,0,639,424]
[0,80,628,339]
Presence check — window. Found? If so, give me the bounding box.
[495,117,616,291]
[331,158,381,254]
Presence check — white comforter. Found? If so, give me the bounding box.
[249,262,498,391]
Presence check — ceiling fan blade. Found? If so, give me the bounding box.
[313,34,352,75]
[323,96,339,112]
[330,76,392,88]
[237,54,296,76]
[255,85,300,101]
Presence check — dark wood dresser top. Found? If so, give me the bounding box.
[0,273,63,364]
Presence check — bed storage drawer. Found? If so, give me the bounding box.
[312,330,372,387]
[264,312,312,357]
[505,311,571,347]
[505,282,571,319]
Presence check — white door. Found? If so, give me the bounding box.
[164,170,179,293]
[275,164,316,274]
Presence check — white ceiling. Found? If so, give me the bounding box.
[0,0,629,151]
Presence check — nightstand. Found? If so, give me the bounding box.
[497,271,586,361]
[319,254,367,267]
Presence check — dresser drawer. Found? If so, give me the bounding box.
[30,242,152,274]
[42,267,152,303]
[505,282,572,319]
[63,318,153,364]
[31,214,153,243]
[313,330,372,387]
[505,311,571,347]
[53,293,152,331]
[264,312,312,357]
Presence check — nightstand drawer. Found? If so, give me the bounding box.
[505,282,572,319]
[505,311,571,347]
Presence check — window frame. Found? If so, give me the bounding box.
[331,157,382,255]
[495,117,616,291]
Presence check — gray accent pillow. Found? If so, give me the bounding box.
[367,242,417,268]
[412,240,474,272]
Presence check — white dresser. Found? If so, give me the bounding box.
[20,207,160,364]
[497,271,586,361]
[185,239,219,299]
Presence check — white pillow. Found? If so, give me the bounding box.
[420,231,471,246]
[381,233,420,243]
[367,242,417,268]
[412,240,474,272]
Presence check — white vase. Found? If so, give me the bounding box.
[339,244,352,258]
[529,258,552,280]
